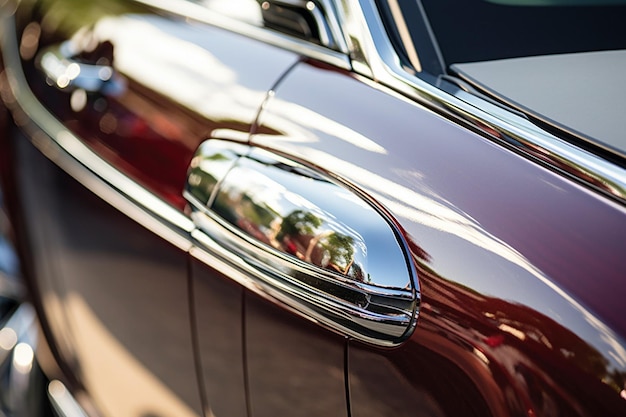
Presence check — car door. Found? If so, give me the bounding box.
[7,0,626,416]
[0,0,298,415]
[170,2,419,417]
[249,16,626,417]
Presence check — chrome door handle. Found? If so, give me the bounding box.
[37,40,119,93]
[184,140,420,345]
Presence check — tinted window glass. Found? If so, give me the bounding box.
[420,0,626,64]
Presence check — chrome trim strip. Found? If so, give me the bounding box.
[0,304,35,368]
[1,15,194,252]
[317,0,350,53]
[386,0,421,72]
[48,380,89,417]
[190,225,416,346]
[337,0,626,203]
[130,0,352,71]
[0,303,40,415]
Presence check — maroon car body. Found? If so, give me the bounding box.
[1,0,626,416]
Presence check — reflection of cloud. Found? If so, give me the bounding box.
[259,99,388,154]
[227,167,314,216]
[94,16,261,124]
[603,331,626,367]
[194,0,262,25]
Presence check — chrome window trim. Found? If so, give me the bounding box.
[316,0,350,53]
[335,0,626,204]
[1,15,195,252]
[130,0,352,71]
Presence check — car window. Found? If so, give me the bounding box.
[419,0,626,65]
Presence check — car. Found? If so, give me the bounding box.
[1,0,626,416]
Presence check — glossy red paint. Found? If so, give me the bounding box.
[191,257,247,417]
[252,60,626,416]
[3,0,626,416]
[245,290,348,417]
[23,10,298,211]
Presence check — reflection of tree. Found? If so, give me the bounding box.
[277,210,322,242]
[215,202,363,281]
[212,185,280,246]
[276,210,361,278]
[205,152,231,162]
[240,195,276,230]
[348,262,366,282]
[321,233,355,275]
[33,0,148,36]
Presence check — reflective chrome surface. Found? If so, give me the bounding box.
[185,140,419,344]
[213,147,411,291]
[185,140,249,209]
[48,381,89,417]
[37,41,119,93]
[0,303,45,417]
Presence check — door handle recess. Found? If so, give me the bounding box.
[184,140,420,345]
